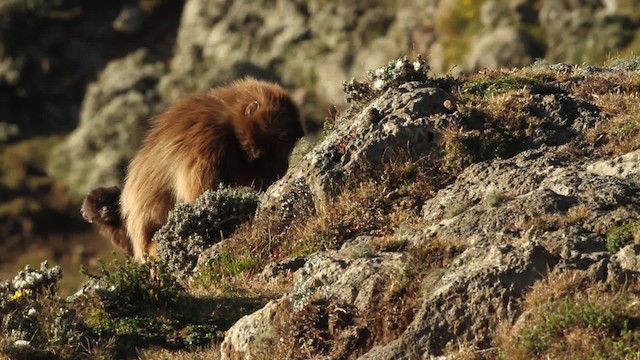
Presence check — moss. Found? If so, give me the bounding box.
[612,118,639,137]
[464,131,522,161]
[606,219,640,252]
[442,127,523,175]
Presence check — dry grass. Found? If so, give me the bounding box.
[565,204,590,224]
[496,273,640,359]
[190,155,438,299]
[572,71,640,156]
[138,346,222,360]
[439,70,554,176]
[484,90,538,130]
[571,72,640,100]
[183,155,447,359]
[514,204,594,241]
[585,93,640,156]
[262,236,466,360]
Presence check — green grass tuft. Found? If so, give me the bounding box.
[606,219,640,252]
[465,76,545,97]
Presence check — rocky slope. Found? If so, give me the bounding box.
[2,57,640,359]
[215,59,640,359]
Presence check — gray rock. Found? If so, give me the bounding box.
[467,26,534,71]
[290,253,405,312]
[220,300,285,360]
[361,242,556,358]
[221,252,405,359]
[218,59,640,357]
[587,149,640,185]
[611,244,640,273]
[259,256,307,281]
[260,82,457,215]
[47,50,165,200]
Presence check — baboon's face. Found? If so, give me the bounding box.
[81,186,121,226]
[245,95,304,188]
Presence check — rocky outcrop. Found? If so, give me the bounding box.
[2,56,640,359]
[363,243,555,358]
[260,81,456,216]
[218,59,640,358]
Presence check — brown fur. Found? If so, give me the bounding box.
[84,78,304,262]
[81,186,132,255]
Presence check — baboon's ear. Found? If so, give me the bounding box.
[245,101,260,116]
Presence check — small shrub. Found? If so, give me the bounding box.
[154,186,259,280]
[78,258,187,355]
[343,56,430,104]
[0,257,243,358]
[0,262,92,359]
[443,201,472,219]
[482,189,509,208]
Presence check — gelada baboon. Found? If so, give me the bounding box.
[82,78,304,262]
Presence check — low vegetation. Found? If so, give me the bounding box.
[606,218,640,252]
[0,258,266,358]
[497,274,640,359]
